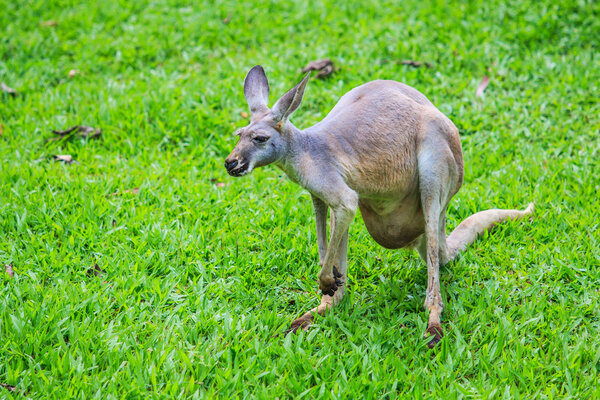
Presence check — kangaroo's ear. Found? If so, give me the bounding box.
[244,65,270,115]
[271,72,310,123]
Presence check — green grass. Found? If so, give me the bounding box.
[1,0,599,398]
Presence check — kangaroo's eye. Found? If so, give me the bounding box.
[253,136,269,143]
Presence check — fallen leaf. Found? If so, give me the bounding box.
[5,263,13,278]
[476,76,490,97]
[87,263,105,277]
[53,154,74,164]
[400,60,432,68]
[0,383,17,393]
[210,178,226,187]
[0,123,3,137]
[301,58,334,79]
[108,187,139,197]
[52,126,79,136]
[50,125,101,141]
[76,125,101,138]
[40,20,58,27]
[125,187,139,195]
[1,82,17,97]
[240,111,248,119]
[222,13,231,24]
[68,69,79,78]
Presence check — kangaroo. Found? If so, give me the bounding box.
[225,65,533,347]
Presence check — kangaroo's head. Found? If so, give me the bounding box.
[225,66,310,177]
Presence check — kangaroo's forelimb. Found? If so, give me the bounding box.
[288,202,349,334]
[312,195,329,265]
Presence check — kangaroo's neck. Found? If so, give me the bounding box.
[274,122,319,186]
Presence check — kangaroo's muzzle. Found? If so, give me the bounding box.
[225,158,249,176]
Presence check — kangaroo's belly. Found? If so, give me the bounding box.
[359,194,425,249]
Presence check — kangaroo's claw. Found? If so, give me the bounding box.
[333,266,343,278]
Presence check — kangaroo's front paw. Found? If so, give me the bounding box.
[333,266,343,281]
[319,266,343,296]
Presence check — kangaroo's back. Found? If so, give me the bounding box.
[318,80,435,121]
[305,80,454,197]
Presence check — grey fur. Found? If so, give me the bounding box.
[225,66,534,346]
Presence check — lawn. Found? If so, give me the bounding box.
[1,0,599,398]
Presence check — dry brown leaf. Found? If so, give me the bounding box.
[52,126,79,136]
[5,263,13,278]
[400,60,432,68]
[240,111,248,119]
[53,154,74,164]
[51,125,101,141]
[76,125,101,138]
[476,76,490,97]
[87,263,105,277]
[1,82,17,97]
[108,187,139,197]
[209,178,226,188]
[222,13,231,24]
[68,69,79,78]
[0,383,18,393]
[301,58,334,79]
[40,20,58,27]
[0,123,4,137]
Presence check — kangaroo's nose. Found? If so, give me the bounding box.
[225,159,238,171]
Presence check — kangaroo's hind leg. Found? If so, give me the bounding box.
[417,133,462,348]
[418,193,448,348]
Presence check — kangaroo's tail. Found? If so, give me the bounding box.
[445,203,534,263]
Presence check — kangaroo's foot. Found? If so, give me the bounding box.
[423,288,444,349]
[319,266,343,296]
[284,294,337,336]
[285,314,313,335]
[424,323,443,349]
